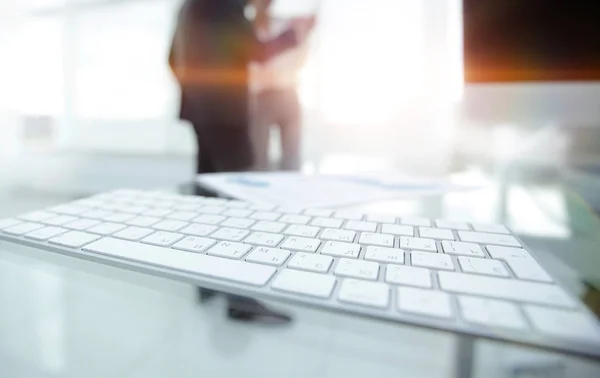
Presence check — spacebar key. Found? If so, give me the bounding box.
[83,237,276,286]
[438,272,576,308]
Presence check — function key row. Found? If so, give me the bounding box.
[74,191,512,233]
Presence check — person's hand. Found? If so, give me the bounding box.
[290,15,316,42]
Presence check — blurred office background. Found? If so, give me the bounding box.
[0,0,461,181]
[1,0,599,243]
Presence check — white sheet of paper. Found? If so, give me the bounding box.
[197,172,477,208]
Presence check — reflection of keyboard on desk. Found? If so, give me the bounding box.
[1,189,599,358]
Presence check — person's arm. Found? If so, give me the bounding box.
[251,28,299,63]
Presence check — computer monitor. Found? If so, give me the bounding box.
[461,0,600,127]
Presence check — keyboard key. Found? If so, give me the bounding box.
[113,226,154,241]
[471,223,510,234]
[320,228,356,242]
[48,231,100,248]
[172,236,216,253]
[364,246,404,264]
[411,251,454,270]
[4,222,45,235]
[142,208,173,218]
[222,209,253,218]
[74,199,104,208]
[197,206,226,215]
[441,241,484,257]
[486,245,530,260]
[211,227,250,242]
[385,265,431,288]
[458,257,509,277]
[419,227,454,240]
[344,221,377,232]
[84,238,275,286]
[81,210,113,220]
[320,241,361,258]
[224,200,250,209]
[207,241,252,259]
[201,198,228,206]
[524,306,600,341]
[193,214,226,225]
[100,203,124,212]
[152,200,176,209]
[435,219,469,230]
[458,296,526,330]
[221,217,256,229]
[141,231,184,247]
[284,225,320,238]
[486,246,551,280]
[0,218,22,230]
[64,218,102,231]
[281,236,321,252]
[311,217,343,229]
[334,258,379,280]
[397,287,452,318]
[172,204,199,212]
[276,205,305,215]
[333,210,363,221]
[121,205,150,214]
[504,258,553,283]
[114,226,154,240]
[19,211,55,222]
[166,211,198,221]
[272,269,336,298]
[50,204,89,216]
[250,203,277,211]
[125,216,161,227]
[103,212,136,223]
[152,220,187,232]
[401,216,430,227]
[279,214,311,225]
[438,272,576,308]
[338,279,390,308]
[244,232,284,247]
[359,232,394,247]
[288,252,333,273]
[399,236,437,252]
[304,208,333,217]
[366,214,397,224]
[25,226,68,241]
[251,211,281,221]
[458,231,521,247]
[43,215,78,226]
[133,198,156,208]
[381,224,413,236]
[179,223,218,237]
[251,221,286,233]
[87,222,127,236]
[245,247,291,266]
[110,189,141,197]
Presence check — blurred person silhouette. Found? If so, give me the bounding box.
[250,0,316,171]
[169,0,313,174]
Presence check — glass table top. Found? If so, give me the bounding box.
[1,167,600,378]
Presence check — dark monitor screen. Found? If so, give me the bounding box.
[463,0,600,82]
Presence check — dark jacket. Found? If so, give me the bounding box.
[169,0,298,128]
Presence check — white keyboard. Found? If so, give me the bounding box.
[1,189,599,358]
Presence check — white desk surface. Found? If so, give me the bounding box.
[2,196,600,378]
[2,241,599,378]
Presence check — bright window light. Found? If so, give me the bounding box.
[300,0,463,125]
